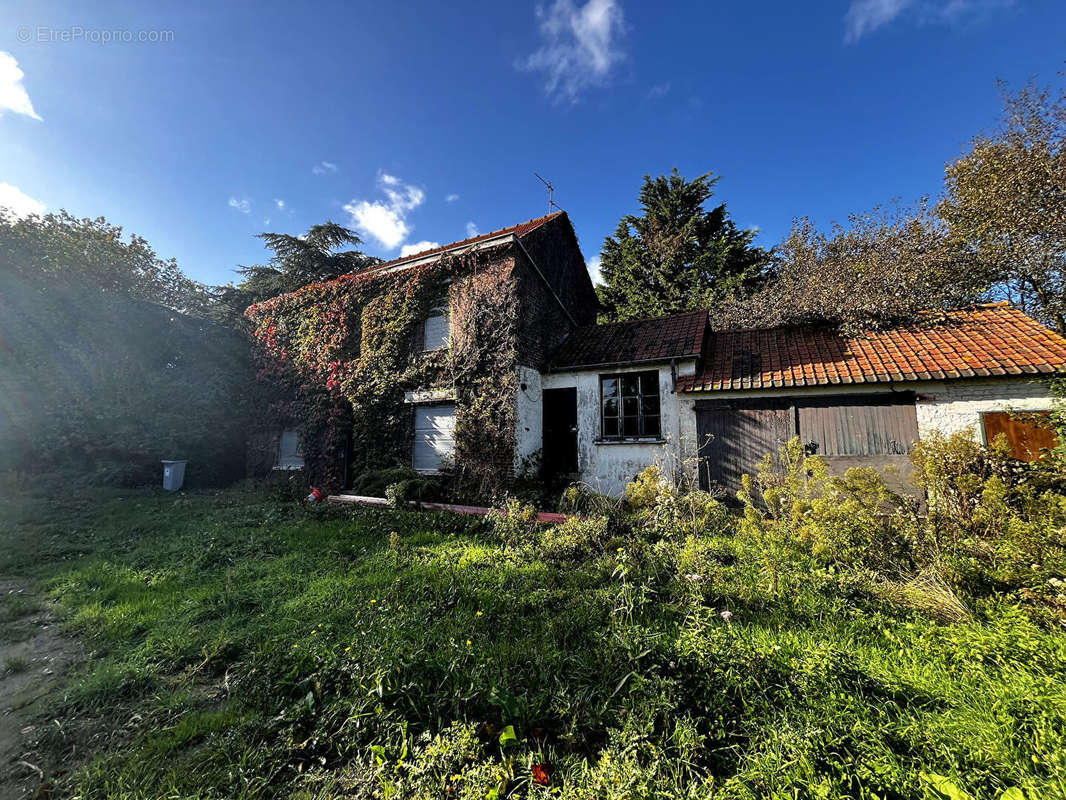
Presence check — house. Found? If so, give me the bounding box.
[251,212,1066,496]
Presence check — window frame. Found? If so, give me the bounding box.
[422,292,451,351]
[273,429,305,470]
[598,370,662,442]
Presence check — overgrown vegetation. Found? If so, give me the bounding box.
[0,211,255,485]
[3,429,1065,799]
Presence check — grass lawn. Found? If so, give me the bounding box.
[1,480,1065,799]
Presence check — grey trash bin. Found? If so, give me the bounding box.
[161,460,188,491]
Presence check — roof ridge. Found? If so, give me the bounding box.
[366,210,566,271]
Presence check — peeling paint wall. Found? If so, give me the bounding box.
[539,361,698,495]
[514,365,544,473]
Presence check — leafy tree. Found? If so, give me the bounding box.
[222,221,378,313]
[0,208,213,314]
[719,203,989,333]
[596,170,770,322]
[940,79,1066,334]
[0,210,254,484]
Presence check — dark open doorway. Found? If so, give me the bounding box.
[542,387,578,478]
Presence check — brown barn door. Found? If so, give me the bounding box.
[696,399,794,495]
[796,393,918,495]
[542,388,578,478]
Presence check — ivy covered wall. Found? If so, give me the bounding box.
[245,245,524,499]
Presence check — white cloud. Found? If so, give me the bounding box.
[844,0,1013,41]
[465,221,480,238]
[228,196,251,214]
[586,255,603,285]
[400,240,441,257]
[445,193,460,203]
[647,82,671,100]
[312,160,338,175]
[0,182,44,218]
[0,52,41,120]
[275,198,287,211]
[520,0,625,102]
[844,0,913,41]
[343,172,426,250]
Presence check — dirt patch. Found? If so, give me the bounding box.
[0,578,81,800]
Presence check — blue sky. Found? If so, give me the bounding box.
[0,0,1063,286]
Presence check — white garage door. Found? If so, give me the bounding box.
[413,404,456,472]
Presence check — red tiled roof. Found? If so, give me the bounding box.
[550,310,708,370]
[676,304,1066,392]
[358,211,566,275]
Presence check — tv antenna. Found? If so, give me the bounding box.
[534,172,561,215]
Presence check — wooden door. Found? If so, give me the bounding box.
[542,388,578,477]
[696,399,794,494]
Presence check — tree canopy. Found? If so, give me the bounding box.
[718,203,989,333]
[940,79,1066,335]
[596,170,770,322]
[221,221,378,313]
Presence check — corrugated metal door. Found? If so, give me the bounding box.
[696,399,794,493]
[796,393,918,494]
[413,404,456,472]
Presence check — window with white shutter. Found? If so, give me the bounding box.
[423,293,451,350]
[413,404,456,472]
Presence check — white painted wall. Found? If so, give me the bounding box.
[913,378,1056,441]
[539,360,698,495]
[514,366,544,473]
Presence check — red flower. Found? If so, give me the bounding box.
[532,763,551,786]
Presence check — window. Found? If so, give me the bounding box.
[600,370,661,440]
[413,404,456,472]
[423,293,451,350]
[274,429,304,470]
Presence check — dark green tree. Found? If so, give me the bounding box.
[596,170,770,321]
[221,221,378,313]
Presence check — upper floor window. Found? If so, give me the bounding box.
[423,293,450,350]
[600,370,661,440]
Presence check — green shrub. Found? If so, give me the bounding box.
[539,515,611,562]
[491,498,540,548]
[625,465,732,540]
[352,466,423,497]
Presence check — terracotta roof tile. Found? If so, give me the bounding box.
[677,304,1066,392]
[550,310,708,370]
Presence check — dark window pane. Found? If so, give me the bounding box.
[601,377,618,398]
[640,372,659,395]
[623,396,639,416]
[643,415,661,438]
[623,416,639,437]
[602,417,619,438]
[621,374,640,397]
[642,394,660,415]
[603,398,618,417]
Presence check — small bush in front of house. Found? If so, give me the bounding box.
[490,497,540,548]
[538,514,612,562]
[352,466,425,497]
